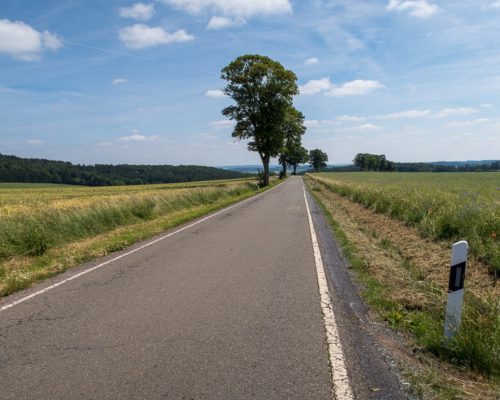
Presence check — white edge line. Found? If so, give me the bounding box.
[303,183,354,400]
[1,182,283,313]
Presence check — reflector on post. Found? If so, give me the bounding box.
[444,241,468,340]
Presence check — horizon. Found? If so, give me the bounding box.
[1,1,500,166]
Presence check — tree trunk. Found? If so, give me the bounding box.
[293,164,297,175]
[282,161,287,178]
[263,158,270,186]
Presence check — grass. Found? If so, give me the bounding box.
[313,172,500,277]
[305,175,499,398]
[0,178,276,296]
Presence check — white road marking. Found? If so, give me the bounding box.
[1,183,282,313]
[303,185,354,400]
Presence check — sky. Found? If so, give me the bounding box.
[1,0,499,166]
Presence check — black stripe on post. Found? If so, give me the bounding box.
[448,261,466,292]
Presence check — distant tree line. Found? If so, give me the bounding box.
[324,158,500,173]
[0,154,247,186]
[395,161,500,172]
[353,153,396,171]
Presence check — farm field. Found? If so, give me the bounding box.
[313,172,499,275]
[0,178,260,296]
[306,172,499,399]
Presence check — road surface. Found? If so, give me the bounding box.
[0,176,406,399]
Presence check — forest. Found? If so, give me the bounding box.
[0,154,247,186]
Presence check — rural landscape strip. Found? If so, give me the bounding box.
[305,175,499,399]
[303,184,354,400]
[0,181,282,304]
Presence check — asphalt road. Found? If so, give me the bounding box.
[0,176,407,399]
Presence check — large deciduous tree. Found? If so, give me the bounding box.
[309,149,328,172]
[288,145,309,175]
[221,54,299,186]
[278,107,306,178]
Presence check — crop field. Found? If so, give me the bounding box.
[306,172,499,397]
[312,172,499,275]
[0,178,258,296]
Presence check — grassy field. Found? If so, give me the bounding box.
[313,172,499,276]
[306,172,499,399]
[0,178,263,296]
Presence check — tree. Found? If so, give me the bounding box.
[309,149,328,172]
[288,145,309,175]
[221,54,299,186]
[278,107,306,178]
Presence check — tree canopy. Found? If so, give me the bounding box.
[278,106,306,177]
[353,153,396,171]
[309,149,328,172]
[221,54,300,186]
[0,153,246,186]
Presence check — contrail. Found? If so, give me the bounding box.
[63,39,163,62]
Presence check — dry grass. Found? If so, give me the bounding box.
[306,175,499,399]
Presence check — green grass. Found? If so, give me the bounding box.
[0,178,280,296]
[312,172,500,276]
[306,177,500,386]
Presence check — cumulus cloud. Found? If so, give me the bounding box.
[387,0,439,18]
[433,107,477,118]
[205,89,226,97]
[337,115,366,122]
[119,131,159,141]
[119,3,155,20]
[353,123,382,131]
[0,19,63,61]
[162,0,292,28]
[118,24,194,49]
[299,77,333,95]
[299,78,384,97]
[304,57,319,66]
[376,109,432,119]
[207,16,243,29]
[163,0,292,17]
[445,118,489,128]
[112,78,128,85]
[326,80,385,97]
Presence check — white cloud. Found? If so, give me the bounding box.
[354,123,382,131]
[482,1,500,9]
[27,139,44,145]
[118,24,194,49]
[445,118,489,128]
[205,89,225,97]
[300,78,384,97]
[304,57,319,66]
[119,131,160,141]
[112,78,128,85]
[326,80,385,97]
[337,115,367,122]
[481,103,493,108]
[304,119,320,128]
[207,16,242,29]
[119,3,155,20]
[0,19,63,61]
[377,109,432,119]
[299,77,333,95]
[387,0,439,18]
[433,107,477,118]
[162,0,292,18]
[210,120,234,127]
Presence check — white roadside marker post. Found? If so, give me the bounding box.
[444,240,468,340]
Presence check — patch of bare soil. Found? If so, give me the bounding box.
[308,179,499,399]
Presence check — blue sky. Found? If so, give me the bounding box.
[1,0,499,166]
